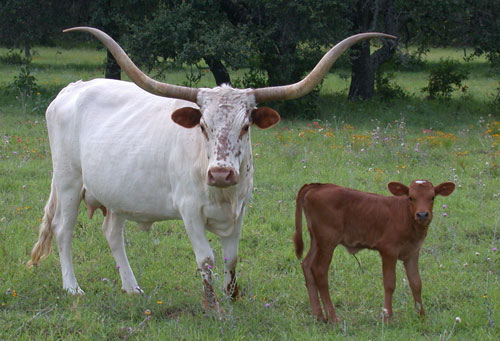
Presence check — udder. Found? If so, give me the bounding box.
[82,188,107,219]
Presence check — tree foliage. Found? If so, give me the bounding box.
[1,0,497,107]
[0,0,68,57]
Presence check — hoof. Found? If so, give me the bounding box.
[202,295,221,311]
[65,286,85,295]
[121,286,144,294]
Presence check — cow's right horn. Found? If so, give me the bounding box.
[64,27,199,103]
[252,32,397,103]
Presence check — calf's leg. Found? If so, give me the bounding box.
[403,255,424,316]
[301,235,324,321]
[380,253,397,320]
[311,241,338,323]
[102,212,142,293]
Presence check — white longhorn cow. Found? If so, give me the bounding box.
[28,27,395,308]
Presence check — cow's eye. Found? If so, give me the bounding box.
[409,197,414,202]
[200,124,208,138]
[240,124,250,137]
[431,196,435,201]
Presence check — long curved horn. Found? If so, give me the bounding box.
[252,32,396,103]
[64,27,199,103]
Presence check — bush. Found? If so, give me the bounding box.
[232,67,268,90]
[422,58,469,100]
[0,50,30,65]
[375,71,408,100]
[8,57,40,115]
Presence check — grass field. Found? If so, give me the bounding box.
[0,46,499,339]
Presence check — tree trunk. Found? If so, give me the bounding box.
[349,42,375,99]
[205,57,231,85]
[102,19,121,80]
[105,49,121,80]
[24,43,31,59]
[348,0,398,100]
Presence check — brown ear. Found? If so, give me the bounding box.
[172,107,202,128]
[388,182,409,196]
[435,182,455,197]
[251,107,280,129]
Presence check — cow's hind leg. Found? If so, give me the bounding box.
[302,234,324,321]
[52,183,84,294]
[102,212,142,293]
[311,240,338,323]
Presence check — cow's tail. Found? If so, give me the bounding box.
[294,184,314,259]
[27,181,57,268]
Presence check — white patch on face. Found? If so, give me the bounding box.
[415,180,427,184]
[197,86,255,171]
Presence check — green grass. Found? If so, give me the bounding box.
[0,46,499,339]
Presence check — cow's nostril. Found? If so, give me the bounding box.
[416,212,429,219]
[207,167,239,187]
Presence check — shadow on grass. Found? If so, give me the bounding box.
[315,92,499,130]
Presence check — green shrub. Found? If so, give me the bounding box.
[232,67,268,89]
[422,58,469,100]
[11,64,38,97]
[375,71,408,100]
[8,57,40,115]
[0,50,30,65]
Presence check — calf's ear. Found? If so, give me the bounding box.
[434,182,455,196]
[251,107,280,129]
[172,107,202,128]
[388,182,409,196]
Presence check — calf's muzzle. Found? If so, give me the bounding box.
[416,211,430,220]
[207,167,239,187]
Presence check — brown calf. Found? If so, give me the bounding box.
[294,180,455,322]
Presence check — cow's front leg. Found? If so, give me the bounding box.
[183,216,218,310]
[220,231,241,299]
[403,255,424,316]
[380,252,397,321]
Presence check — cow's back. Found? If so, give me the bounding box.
[46,79,204,221]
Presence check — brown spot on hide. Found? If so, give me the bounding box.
[202,278,220,310]
[225,270,239,299]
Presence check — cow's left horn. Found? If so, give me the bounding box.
[64,27,199,103]
[252,32,397,103]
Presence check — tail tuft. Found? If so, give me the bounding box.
[27,184,57,268]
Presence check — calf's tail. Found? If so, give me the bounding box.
[27,181,57,268]
[294,184,312,259]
